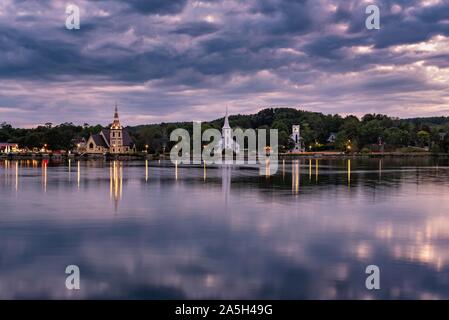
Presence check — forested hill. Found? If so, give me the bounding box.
[404,116,449,126]
[1,107,449,153]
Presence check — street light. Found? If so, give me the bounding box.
[346,140,352,152]
[145,144,149,153]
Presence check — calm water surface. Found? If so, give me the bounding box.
[1,158,449,299]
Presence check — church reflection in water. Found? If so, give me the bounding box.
[110,161,123,210]
[292,160,300,194]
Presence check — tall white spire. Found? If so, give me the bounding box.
[223,106,230,129]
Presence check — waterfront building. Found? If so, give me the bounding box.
[290,125,304,152]
[0,142,19,153]
[217,107,240,154]
[85,105,136,154]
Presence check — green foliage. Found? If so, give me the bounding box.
[2,108,449,153]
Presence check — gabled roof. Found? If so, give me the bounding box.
[91,134,108,148]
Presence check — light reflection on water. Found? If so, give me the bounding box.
[1,158,449,299]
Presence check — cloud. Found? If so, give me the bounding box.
[171,21,220,36]
[0,0,448,126]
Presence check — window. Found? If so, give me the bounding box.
[89,143,94,149]
[112,132,115,137]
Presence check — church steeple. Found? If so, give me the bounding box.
[111,103,122,129]
[223,106,230,129]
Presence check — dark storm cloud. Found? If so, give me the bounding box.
[417,2,449,23]
[251,0,314,35]
[171,21,220,36]
[96,0,189,15]
[0,0,448,126]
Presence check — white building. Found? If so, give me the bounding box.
[290,125,304,152]
[217,107,240,154]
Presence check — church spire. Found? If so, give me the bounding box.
[114,102,119,119]
[111,103,122,129]
[223,106,230,129]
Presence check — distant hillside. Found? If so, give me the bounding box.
[404,117,449,126]
[2,107,449,153]
[128,107,449,153]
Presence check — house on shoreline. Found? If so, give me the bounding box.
[84,106,136,154]
[0,142,19,153]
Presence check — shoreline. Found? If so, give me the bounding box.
[1,152,449,161]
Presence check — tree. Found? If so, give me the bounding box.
[384,127,409,147]
[417,130,430,148]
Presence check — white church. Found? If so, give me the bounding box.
[290,125,304,152]
[217,108,240,154]
[216,109,303,154]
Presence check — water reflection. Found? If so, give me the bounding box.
[110,161,123,210]
[145,159,148,182]
[68,158,71,182]
[175,160,178,180]
[15,161,18,192]
[379,159,382,180]
[282,159,285,180]
[0,158,449,299]
[348,159,351,187]
[42,160,47,192]
[309,158,312,181]
[291,160,299,194]
[77,161,80,189]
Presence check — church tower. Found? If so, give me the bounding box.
[110,104,123,154]
[291,125,303,152]
[222,106,233,150]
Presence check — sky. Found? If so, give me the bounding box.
[0,0,448,127]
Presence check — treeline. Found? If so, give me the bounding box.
[2,108,449,153]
